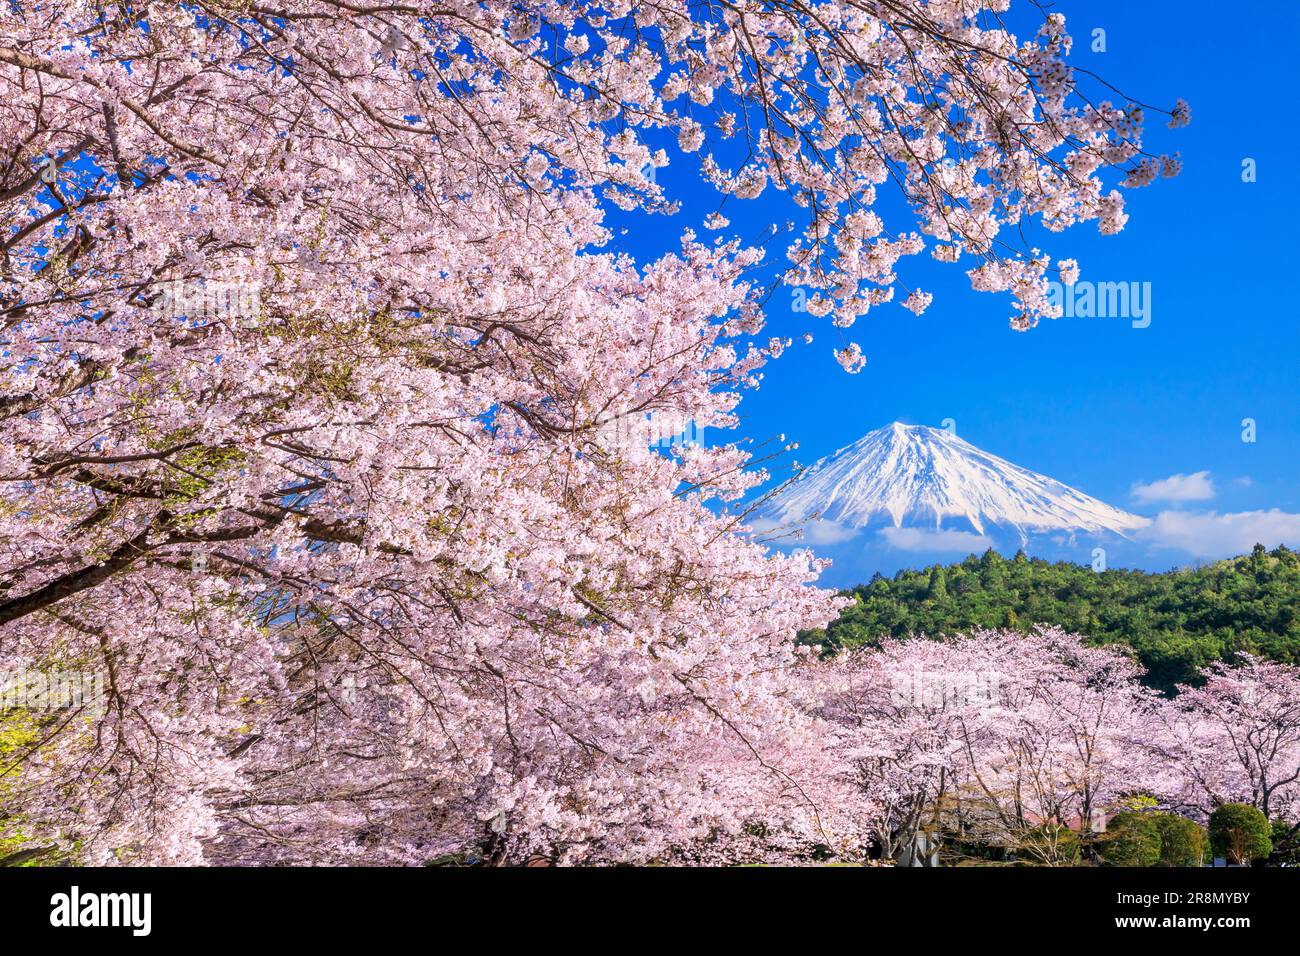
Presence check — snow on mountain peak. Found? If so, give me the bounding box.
[762,422,1148,539]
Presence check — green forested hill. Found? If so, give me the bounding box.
[803,544,1300,691]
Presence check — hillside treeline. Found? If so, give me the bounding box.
[804,544,1300,690]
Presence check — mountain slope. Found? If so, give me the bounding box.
[763,422,1146,539]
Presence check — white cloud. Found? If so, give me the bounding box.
[1130,470,1216,504]
[879,527,992,552]
[1139,509,1300,558]
[747,517,860,546]
[797,519,862,545]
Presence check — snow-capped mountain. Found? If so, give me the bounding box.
[762,422,1147,540]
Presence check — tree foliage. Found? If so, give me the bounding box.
[806,546,1300,690]
[1098,812,1162,868]
[1208,804,1272,865]
[1152,813,1207,867]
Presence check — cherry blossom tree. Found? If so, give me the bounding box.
[805,640,1300,867]
[954,629,1160,864]
[808,628,1161,865]
[0,2,1183,864]
[808,633,999,862]
[1152,656,1300,828]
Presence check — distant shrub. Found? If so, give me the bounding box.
[1099,812,1162,867]
[1152,814,1207,867]
[1269,818,1300,865]
[1209,804,1271,865]
[1018,823,1082,866]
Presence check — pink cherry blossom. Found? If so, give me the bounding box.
[0,2,1187,865]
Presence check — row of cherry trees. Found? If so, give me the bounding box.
[1,2,1194,864]
[806,628,1300,865]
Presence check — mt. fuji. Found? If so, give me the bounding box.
[759,424,1147,560]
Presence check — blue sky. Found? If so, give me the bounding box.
[607,0,1299,572]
